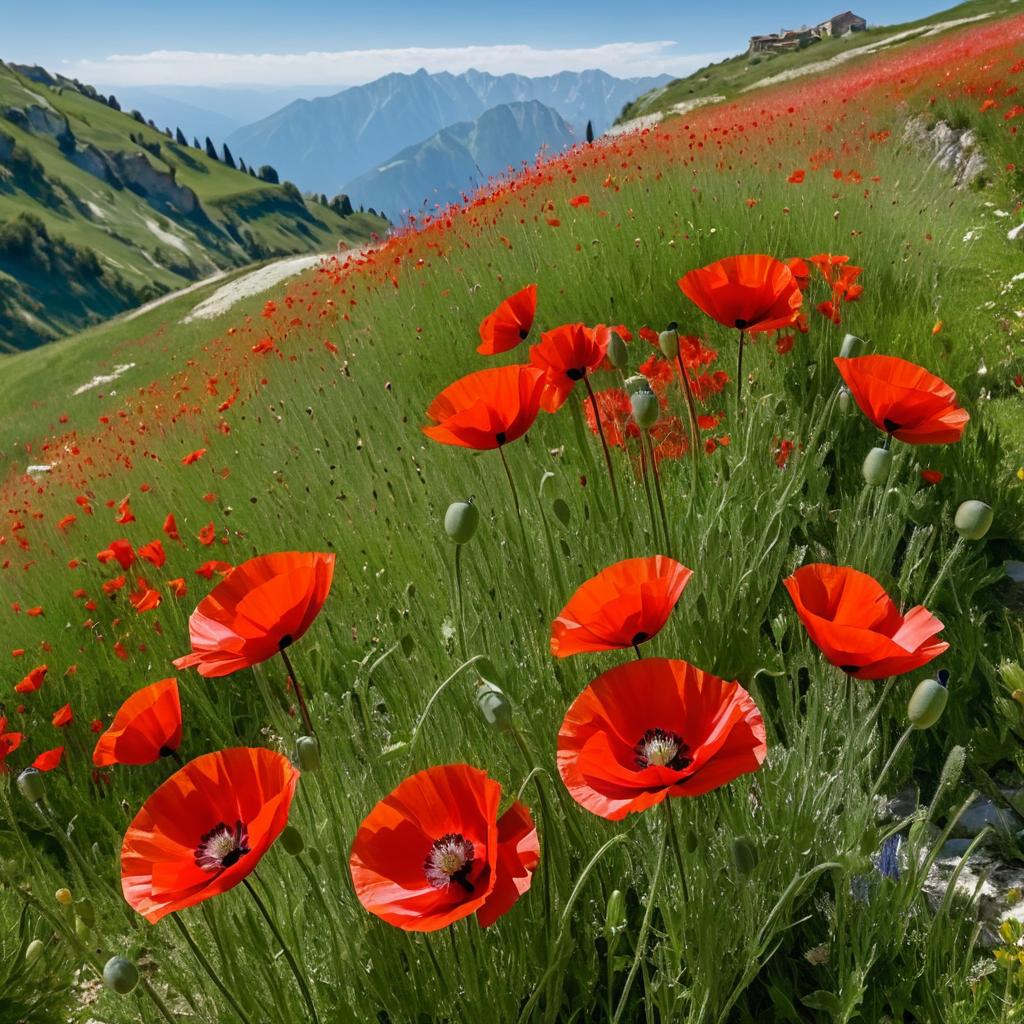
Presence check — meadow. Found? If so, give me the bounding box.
[0,12,1023,1024]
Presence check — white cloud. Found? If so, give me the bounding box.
[60,42,728,88]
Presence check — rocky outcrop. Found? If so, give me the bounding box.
[903,116,987,188]
[69,143,117,184]
[112,152,198,215]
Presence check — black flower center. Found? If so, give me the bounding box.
[635,728,692,770]
[424,833,475,893]
[195,820,251,872]
[883,418,901,433]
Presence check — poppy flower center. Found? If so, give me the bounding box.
[882,418,901,433]
[734,319,750,329]
[635,728,691,770]
[195,820,251,872]
[424,833,475,893]
[495,431,507,445]
[566,368,585,381]
[518,328,529,340]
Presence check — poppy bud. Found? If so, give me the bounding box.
[16,767,45,804]
[954,500,993,541]
[730,836,758,876]
[25,939,43,964]
[295,735,321,772]
[476,681,513,732]
[444,500,479,544]
[839,333,866,359]
[76,898,95,928]
[862,447,892,487]
[103,955,139,995]
[684,829,699,854]
[623,374,651,396]
[604,889,626,935]
[908,671,949,730]
[631,391,659,431]
[279,825,305,856]
[55,888,72,907]
[606,332,628,370]
[838,385,852,415]
[658,329,679,360]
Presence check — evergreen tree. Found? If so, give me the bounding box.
[330,194,354,216]
[222,143,236,169]
[238,157,248,173]
[175,127,187,145]
[204,137,219,160]
[585,119,594,144]
[257,164,279,184]
[193,137,201,149]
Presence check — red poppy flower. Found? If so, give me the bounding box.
[182,449,207,465]
[423,365,545,450]
[93,678,183,767]
[477,284,537,355]
[783,564,948,679]
[52,703,73,728]
[920,469,944,486]
[14,664,47,694]
[834,355,969,445]
[551,556,693,657]
[121,747,298,922]
[138,540,166,569]
[173,552,335,677]
[557,658,766,820]
[130,579,162,613]
[33,746,64,772]
[678,255,802,335]
[349,763,538,932]
[0,717,23,770]
[529,323,610,412]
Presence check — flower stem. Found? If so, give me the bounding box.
[171,912,254,1024]
[278,645,315,737]
[584,375,620,510]
[497,443,522,522]
[868,724,915,802]
[736,329,746,406]
[243,877,320,1024]
[612,822,667,1023]
[454,543,467,659]
[674,350,701,462]
[923,535,967,609]
[644,431,672,556]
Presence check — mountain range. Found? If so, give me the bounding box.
[227,68,671,195]
[344,100,577,215]
[0,62,385,350]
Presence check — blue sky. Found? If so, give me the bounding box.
[2,0,951,86]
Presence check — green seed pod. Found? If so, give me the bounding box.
[839,333,866,359]
[731,836,758,876]
[75,917,91,940]
[862,446,892,487]
[658,329,679,360]
[838,385,852,415]
[444,500,479,544]
[103,956,139,995]
[55,888,72,907]
[684,829,699,855]
[476,681,513,732]
[631,390,659,431]
[16,767,44,804]
[279,825,305,856]
[295,735,321,772]
[76,898,95,928]
[623,374,650,396]
[25,939,43,964]
[604,889,626,936]
[954,500,993,541]
[606,332,628,370]
[908,671,949,730]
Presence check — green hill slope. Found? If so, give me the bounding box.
[617,0,1018,125]
[0,62,386,351]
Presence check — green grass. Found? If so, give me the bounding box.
[0,62,386,350]
[618,0,1021,122]
[0,10,1023,1024]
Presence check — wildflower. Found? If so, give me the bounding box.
[93,679,182,767]
[423,366,545,450]
[174,552,334,677]
[349,763,538,931]
[784,564,947,679]
[120,747,298,922]
[835,355,969,445]
[476,285,537,355]
[557,658,766,820]
[551,556,692,657]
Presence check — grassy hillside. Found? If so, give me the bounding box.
[0,9,1022,1024]
[0,62,386,351]
[618,0,1020,123]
